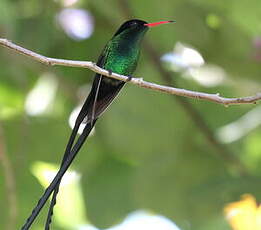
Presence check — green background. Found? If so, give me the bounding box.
[0,0,261,229]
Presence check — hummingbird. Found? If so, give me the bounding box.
[21,19,174,230]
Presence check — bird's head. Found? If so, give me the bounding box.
[113,19,175,38]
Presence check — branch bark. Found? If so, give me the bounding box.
[1,38,260,106]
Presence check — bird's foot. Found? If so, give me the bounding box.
[126,75,133,82]
[108,69,112,75]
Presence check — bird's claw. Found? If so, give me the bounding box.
[127,75,133,82]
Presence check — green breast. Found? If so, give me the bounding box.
[104,39,140,76]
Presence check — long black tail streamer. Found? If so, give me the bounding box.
[21,119,97,230]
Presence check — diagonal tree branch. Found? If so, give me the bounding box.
[143,41,248,175]
[1,38,260,106]
[116,0,249,175]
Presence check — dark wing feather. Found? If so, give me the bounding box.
[83,42,125,123]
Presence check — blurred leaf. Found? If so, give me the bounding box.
[224,194,261,230]
[0,83,24,119]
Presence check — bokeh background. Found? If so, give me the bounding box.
[0,0,261,230]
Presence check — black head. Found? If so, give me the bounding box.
[114,19,148,37]
[113,19,175,37]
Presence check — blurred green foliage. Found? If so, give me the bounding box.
[0,0,261,230]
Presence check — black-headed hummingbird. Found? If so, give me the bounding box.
[22,19,174,230]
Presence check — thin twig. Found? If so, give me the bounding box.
[1,38,260,106]
[0,126,18,230]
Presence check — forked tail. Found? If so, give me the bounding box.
[21,119,97,230]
